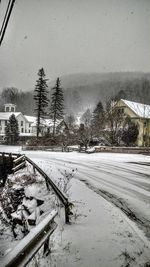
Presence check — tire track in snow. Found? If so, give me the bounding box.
[40,157,150,200]
[31,157,150,240]
[79,178,150,237]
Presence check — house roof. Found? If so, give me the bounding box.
[25,116,55,126]
[0,112,21,120]
[31,118,60,127]
[4,103,16,106]
[19,132,36,137]
[121,99,150,119]
[24,115,37,123]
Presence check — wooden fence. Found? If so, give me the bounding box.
[25,156,72,223]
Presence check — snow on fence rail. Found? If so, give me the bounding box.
[25,156,72,223]
[13,154,26,172]
[0,152,72,222]
[1,153,72,266]
[3,210,58,267]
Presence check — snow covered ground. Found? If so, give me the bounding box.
[0,145,150,266]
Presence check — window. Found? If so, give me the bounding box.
[6,107,9,112]
[21,128,24,133]
[21,121,24,126]
[0,120,1,125]
[5,121,7,126]
[11,107,14,112]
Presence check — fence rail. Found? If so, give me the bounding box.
[0,152,71,221]
[25,156,71,223]
[1,152,72,267]
[3,210,58,267]
[13,154,26,172]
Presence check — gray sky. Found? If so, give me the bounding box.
[0,0,150,91]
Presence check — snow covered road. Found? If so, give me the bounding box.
[1,146,150,266]
[1,146,150,237]
[24,150,150,266]
[23,150,150,238]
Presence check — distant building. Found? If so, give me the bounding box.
[4,103,16,112]
[113,99,150,146]
[0,103,64,142]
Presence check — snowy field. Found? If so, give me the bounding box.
[0,145,150,266]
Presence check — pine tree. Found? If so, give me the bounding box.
[50,77,64,136]
[34,68,49,138]
[92,101,105,137]
[5,114,19,145]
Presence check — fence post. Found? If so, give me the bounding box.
[2,153,7,186]
[46,178,50,191]
[9,153,13,174]
[43,236,51,256]
[65,203,70,224]
[33,165,36,175]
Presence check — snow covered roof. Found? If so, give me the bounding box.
[19,133,36,137]
[25,116,59,127]
[4,103,16,106]
[121,99,150,119]
[0,112,21,120]
[31,118,57,127]
[24,115,37,123]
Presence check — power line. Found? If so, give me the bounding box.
[0,0,16,47]
[0,0,12,38]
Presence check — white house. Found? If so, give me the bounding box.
[0,104,37,141]
[24,116,37,135]
[0,103,63,142]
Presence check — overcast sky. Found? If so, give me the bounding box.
[0,0,150,91]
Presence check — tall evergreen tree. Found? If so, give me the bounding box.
[92,101,105,137]
[5,114,19,145]
[50,77,64,136]
[34,68,49,138]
